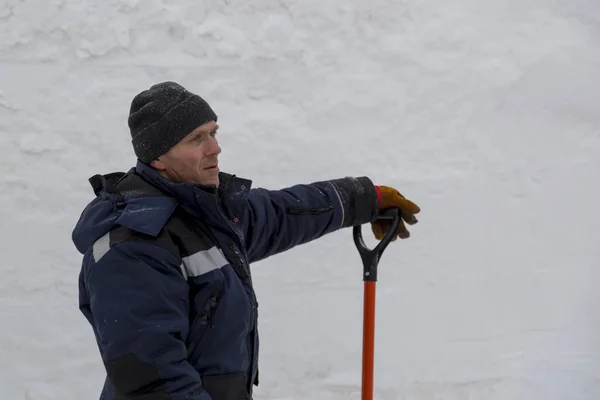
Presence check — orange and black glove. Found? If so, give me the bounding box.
[371,186,420,241]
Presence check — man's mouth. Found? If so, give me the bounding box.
[204,165,218,170]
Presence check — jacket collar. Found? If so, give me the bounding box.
[134,160,252,214]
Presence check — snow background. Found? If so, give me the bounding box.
[2,0,600,399]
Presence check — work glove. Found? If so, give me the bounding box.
[371,185,420,241]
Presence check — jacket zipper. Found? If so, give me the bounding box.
[212,184,259,392]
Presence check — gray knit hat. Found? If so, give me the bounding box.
[128,81,218,163]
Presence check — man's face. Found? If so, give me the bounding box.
[150,120,222,186]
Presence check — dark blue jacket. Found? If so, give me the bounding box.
[72,160,379,400]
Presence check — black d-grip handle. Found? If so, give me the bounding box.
[353,208,401,282]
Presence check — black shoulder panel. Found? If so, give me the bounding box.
[162,212,217,258]
[109,225,183,265]
[107,209,218,266]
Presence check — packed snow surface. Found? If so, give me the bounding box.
[1,0,600,399]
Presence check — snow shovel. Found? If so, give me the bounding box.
[353,208,401,400]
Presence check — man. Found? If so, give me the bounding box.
[72,81,420,400]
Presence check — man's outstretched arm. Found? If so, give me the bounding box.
[236,176,380,263]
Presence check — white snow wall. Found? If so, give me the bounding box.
[1,0,600,399]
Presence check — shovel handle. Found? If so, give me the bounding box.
[354,208,401,400]
[353,208,401,282]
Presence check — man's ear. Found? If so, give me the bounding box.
[149,158,166,170]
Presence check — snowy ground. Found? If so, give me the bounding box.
[2,0,600,399]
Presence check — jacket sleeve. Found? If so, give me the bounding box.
[239,176,380,263]
[83,240,212,400]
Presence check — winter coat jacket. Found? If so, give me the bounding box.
[71,160,380,400]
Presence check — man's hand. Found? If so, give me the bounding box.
[371,185,420,241]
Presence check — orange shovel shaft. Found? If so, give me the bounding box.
[362,281,376,400]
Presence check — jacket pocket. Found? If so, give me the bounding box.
[286,206,332,215]
[202,372,249,400]
[187,288,220,358]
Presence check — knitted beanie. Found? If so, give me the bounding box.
[128,81,218,163]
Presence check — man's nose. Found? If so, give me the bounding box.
[206,136,221,156]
